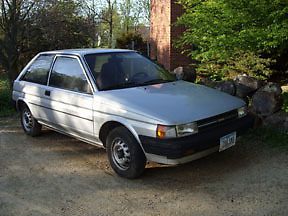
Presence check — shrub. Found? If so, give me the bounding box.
[0,76,15,117]
[116,32,147,55]
[195,51,275,80]
[176,0,288,80]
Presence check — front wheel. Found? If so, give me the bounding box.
[106,127,146,179]
[20,105,42,137]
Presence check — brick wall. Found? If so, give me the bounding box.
[150,0,192,71]
[150,0,171,69]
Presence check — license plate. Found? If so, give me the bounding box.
[219,132,237,152]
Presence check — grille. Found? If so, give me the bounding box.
[197,110,238,130]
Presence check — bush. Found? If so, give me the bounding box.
[195,51,275,80]
[176,0,288,80]
[116,32,148,55]
[0,76,15,117]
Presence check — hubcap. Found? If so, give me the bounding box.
[22,110,33,131]
[111,138,131,170]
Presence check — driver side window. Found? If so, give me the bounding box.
[49,56,92,94]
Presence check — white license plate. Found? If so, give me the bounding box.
[219,132,237,152]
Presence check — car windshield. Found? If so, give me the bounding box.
[84,52,176,91]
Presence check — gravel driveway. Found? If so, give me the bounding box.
[0,117,287,216]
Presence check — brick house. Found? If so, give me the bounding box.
[150,0,192,71]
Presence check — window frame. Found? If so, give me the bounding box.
[48,55,94,95]
[20,54,56,86]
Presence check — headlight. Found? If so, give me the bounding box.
[156,122,198,139]
[156,125,177,139]
[238,106,247,118]
[176,122,198,137]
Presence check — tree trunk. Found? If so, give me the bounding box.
[109,21,113,48]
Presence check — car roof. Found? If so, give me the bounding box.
[39,48,135,56]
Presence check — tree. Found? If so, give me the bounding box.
[0,0,35,85]
[101,0,117,47]
[177,0,288,79]
[26,0,92,52]
[137,0,150,26]
[119,0,133,33]
[119,0,150,33]
[79,0,102,47]
[83,0,118,48]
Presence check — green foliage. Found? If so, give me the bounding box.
[1,0,151,85]
[177,0,288,79]
[25,0,92,54]
[0,76,15,117]
[196,51,275,80]
[283,92,288,113]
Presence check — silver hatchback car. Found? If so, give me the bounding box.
[13,49,254,178]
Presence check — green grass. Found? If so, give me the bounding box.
[241,127,288,150]
[0,76,16,117]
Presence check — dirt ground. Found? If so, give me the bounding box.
[0,117,287,216]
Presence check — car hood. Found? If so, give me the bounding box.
[94,81,245,125]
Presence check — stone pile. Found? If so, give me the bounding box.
[173,66,287,131]
[206,75,286,131]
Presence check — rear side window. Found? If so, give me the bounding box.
[49,57,92,94]
[21,55,55,85]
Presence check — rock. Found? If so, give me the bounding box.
[198,77,217,88]
[261,82,282,96]
[235,75,264,91]
[173,67,184,80]
[173,66,196,83]
[251,83,284,117]
[263,111,288,132]
[235,84,254,98]
[234,75,264,98]
[251,113,264,128]
[214,80,236,96]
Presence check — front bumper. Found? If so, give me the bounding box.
[140,114,255,160]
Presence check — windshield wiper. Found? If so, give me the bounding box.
[101,82,139,91]
[141,79,172,86]
[101,79,173,91]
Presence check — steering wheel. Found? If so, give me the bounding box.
[131,72,148,82]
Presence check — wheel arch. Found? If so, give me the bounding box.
[99,120,143,150]
[16,99,38,118]
[16,99,28,111]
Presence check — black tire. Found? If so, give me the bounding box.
[20,105,42,137]
[106,126,146,179]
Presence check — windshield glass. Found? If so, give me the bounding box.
[84,52,176,91]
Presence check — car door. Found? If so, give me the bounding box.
[43,55,94,140]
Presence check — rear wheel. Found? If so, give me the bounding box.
[106,127,146,179]
[20,105,42,136]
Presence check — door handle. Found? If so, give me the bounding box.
[44,90,51,96]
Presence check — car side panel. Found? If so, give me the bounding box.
[40,86,94,139]
[13,80,94,140]
[13,81,48,120]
